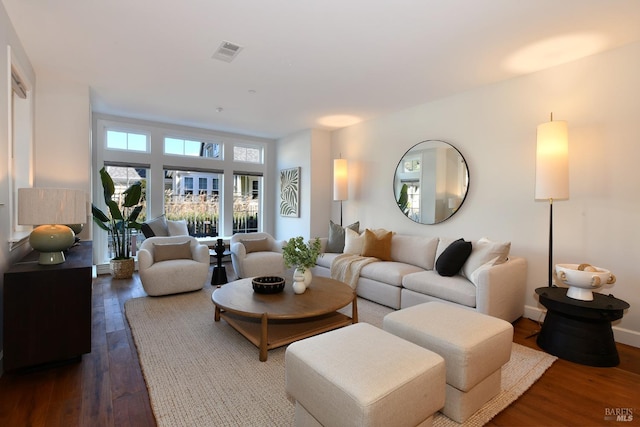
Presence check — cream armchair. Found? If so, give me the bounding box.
[138,236,210,296]
[230,232,286,278]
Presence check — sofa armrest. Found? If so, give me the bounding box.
[192,243,210,264]
[269,239,285,253]
[474,256,528,323]
[316,237,329,253]
[138,248,154,270]
[231,241,247,259]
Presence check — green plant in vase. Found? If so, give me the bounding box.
[283,236,321,287]
[92,166,144,279]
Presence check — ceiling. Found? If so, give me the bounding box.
[4,0,640,140]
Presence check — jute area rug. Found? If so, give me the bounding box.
[125,286,556,427]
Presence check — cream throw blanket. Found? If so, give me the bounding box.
[330,253,378,289]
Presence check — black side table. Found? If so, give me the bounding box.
[211,238,231,286]
[535,287,629,367]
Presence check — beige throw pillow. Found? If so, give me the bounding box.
[241,238,271,253]
[343,228,365,255]
[461,237,511,279]
[153,240,192,262]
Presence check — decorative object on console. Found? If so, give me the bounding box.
[280,167,300,217]
[394,140,469,225]
[91,166,144,279]
[555,263,616,301]
[283,236,321,286]
[18,187,87,265]
[333,157,348,226]
[535,113,569,287]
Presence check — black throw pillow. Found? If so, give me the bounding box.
[436,238,472,277]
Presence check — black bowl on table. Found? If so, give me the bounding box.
[252,276,286,294]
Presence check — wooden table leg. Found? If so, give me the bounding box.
[352,293,358,323]
[259,313,268,362]
[214,305,221,322]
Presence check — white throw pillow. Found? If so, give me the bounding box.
[343,228,365,255]
[462,237,511,279]
[167,219,189,236]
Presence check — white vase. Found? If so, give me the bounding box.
[294,267,312,287]
[292,278,306,294]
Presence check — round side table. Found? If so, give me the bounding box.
[535,287,629,367]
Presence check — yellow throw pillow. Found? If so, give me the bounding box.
[153,240,192,262]
[361,229,393,260]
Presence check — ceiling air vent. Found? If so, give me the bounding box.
[212,41,244,63]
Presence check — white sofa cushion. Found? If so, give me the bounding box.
[402,270,477,308]
[390,234,439,270]
[360,261,424,287]
[316,252,340,269]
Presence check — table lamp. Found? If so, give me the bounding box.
[18,188,87,264]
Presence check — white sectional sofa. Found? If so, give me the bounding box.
[311,231,527,323]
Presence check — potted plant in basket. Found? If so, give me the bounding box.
[92,166,144,279]
[283,236,321,287]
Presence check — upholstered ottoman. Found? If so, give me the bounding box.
[383,302,513,423]
[285,323,446,427]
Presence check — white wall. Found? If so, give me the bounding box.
[34,71,92,238]
[276,129,331,241]
[0,3,37,370]
[330,41,640,347]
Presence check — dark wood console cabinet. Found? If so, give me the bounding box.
[3,241,93,371]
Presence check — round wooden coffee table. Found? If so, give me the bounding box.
[212,276,357,361]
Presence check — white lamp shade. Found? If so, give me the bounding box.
[333,158,348,201]
[535,120,569,200]
[18,188,87,225]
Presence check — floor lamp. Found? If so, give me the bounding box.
[535,114,569,287]
[333,158,348,226]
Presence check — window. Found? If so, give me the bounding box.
[233,145,262,163]
[8,48,34,246]
[198,177,208,195]
[106,130,148,152]
[164,169,221,238]
[183,177,194,195]
[165,137,221,159]
[95,115,270,268]
[102,165,148,258]
[233,174,262,233]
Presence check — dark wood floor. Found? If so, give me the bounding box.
[1,264,638,427]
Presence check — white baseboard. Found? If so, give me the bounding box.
[524,304,640,348]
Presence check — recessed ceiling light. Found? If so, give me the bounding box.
[248,89,257,94]
[215,107,224,113]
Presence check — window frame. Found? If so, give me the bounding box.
[7,45,35,248]
[105,129,151,153]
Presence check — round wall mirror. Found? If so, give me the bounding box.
[394,140,469,224]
